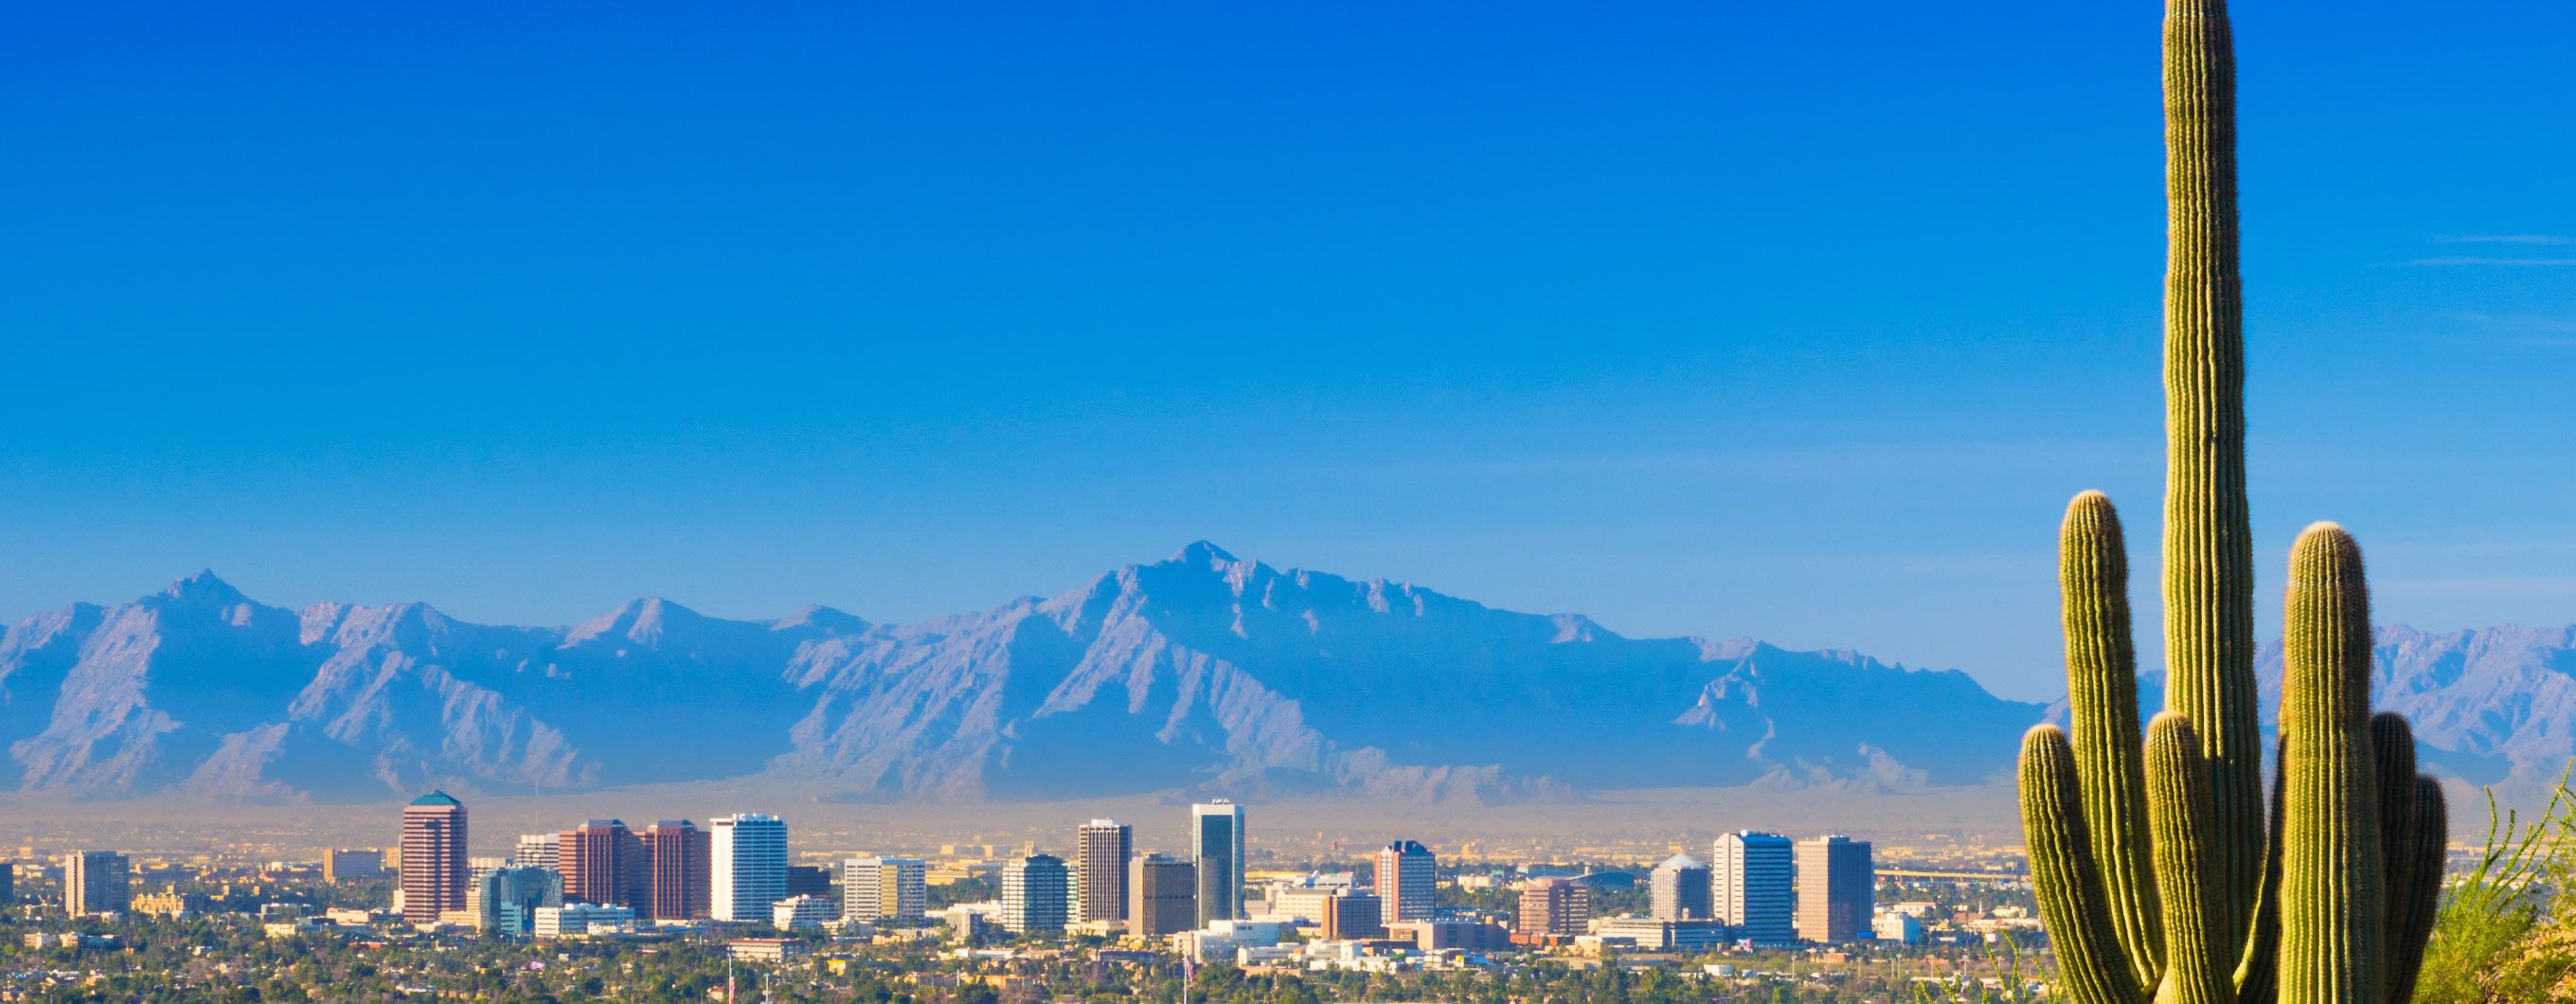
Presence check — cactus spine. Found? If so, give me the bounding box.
[2015,3,2448,1003]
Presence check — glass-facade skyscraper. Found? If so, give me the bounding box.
[1190,800,1245,926]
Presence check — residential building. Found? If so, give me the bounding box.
[324,849,385,883]
[63,852,131,917]
[133,887,193,919]
[401,792,469,924]
[639,820,711,921]
[559,819,646,909]
[1375,839,1437,923]
[1129,853,1196,939]
[1713,831,1795,943]
[773,893,836,930]
[841,856,928,923]
[1074,819,1133,924]
[1190,800,1245,926]
[1515,877,1590,938]
[1796,834,1874,943]
[475,866,564,936]
[711,813,788,923]
[533,903,634,939]
[1000,854,1070,933]
[1649,852,1712,921]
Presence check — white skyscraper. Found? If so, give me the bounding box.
[1714,831,1795,943]
[710,813,788,923]
[1190,800,1246,926]
[1000,854,1070,933]
[1073,819,1133,924]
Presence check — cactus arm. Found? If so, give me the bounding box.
[2064,491,2166,987]
[2278,524,2387,1004]
[2370,712,2420,961]
[2023,725,2154,1004]
[2159,0,2263,946]
[2232,734,2286,1004]
[2144,712,2229,1004]
[2385,777,2445,1004]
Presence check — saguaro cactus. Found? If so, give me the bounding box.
[2278,525,2386,1004]
[2015,3,2447,1003]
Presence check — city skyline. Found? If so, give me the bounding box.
[2,0,2563,996]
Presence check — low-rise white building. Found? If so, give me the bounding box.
[773,894,836,930]
[534,904,635,939]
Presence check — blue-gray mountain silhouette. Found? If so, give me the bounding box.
[0,544,2077,803]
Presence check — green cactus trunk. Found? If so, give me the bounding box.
[2385,778,2445,1003]
[2145,713,2227,1004]
[2279,525,2386,1004]
[2159,0,2262,944]
[2022,725,2153,1004]
[2064,492,2165,988]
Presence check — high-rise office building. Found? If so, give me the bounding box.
[401,791,469,923]
[1129,853,1197,939]
[1649,852,1712,921]
[640,820,711,921]
[1713,831,1794,943]
[1375,839,1438,922]
[1515,877,1590,938]
[559,819,647,908]
[513,833,560,870]
[475,866,565,936]
[1074,819,1133,924]
[63,851,131,917]
[1000,854,1070,933]
[1319,892,1386,941]
[789,865,833,895]
[841,857,928,923]
[1796,834,1874,943]
[710,813,788,923]
[0,859,13,904]
[1190,800,1245,926]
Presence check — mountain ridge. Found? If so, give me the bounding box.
[3,545,2562,806]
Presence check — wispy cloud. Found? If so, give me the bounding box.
[2446,313,2576,348]
[2406,256,2576,267]
[2433,234,2570,245]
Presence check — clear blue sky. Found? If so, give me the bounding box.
[4,1,2569,700]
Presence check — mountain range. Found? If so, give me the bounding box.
[0,543,2566,806]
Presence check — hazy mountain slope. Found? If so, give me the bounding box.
[2055,624,2576,805]
[17,542,2465,806]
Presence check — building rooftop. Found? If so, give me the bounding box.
[407,791,462,808]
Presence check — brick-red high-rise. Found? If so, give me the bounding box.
[559,819,648,908]
[641,820,711,920]
[400,791,468,923]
